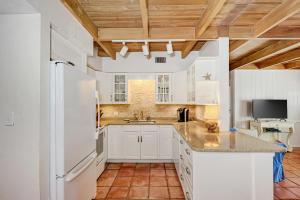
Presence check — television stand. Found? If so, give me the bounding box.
[250,120,295,151]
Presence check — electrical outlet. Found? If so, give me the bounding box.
[113,111,119,116]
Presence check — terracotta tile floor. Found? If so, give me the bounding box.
[275,148,300,200]
[96,163,184,199]
[96,149,300,199]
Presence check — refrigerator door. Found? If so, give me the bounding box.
[52,62,96,176]
[57,151,97,200]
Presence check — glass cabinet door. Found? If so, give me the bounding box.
[156,74,171,103]
[113,74,127,103]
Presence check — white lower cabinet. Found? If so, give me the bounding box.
[107,126,123,159]
[123,131,140,159]
[108,125,171,160]
[159,126,173,159]
[140,131,158,159]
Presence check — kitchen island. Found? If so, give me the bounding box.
[100,119,284,200]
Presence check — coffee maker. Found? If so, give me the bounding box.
[177,108,189,122]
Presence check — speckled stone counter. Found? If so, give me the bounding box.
[100,118,285,153]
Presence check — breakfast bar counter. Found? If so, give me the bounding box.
[101,118,284,153]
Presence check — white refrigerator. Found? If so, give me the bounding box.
[50,61,97,200]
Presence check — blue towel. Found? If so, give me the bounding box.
[273,142,287,183]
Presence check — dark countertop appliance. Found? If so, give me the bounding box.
[177,108,189,122]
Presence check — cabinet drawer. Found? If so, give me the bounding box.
[142,125,159,132]
[122,125,140,132]
[183,161,193,187]
[180,164,193,200]
[180,139,193,163]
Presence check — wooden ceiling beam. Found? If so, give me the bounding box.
[60,0,116,59]
[139,0,149,38]
[284,60,300,69]
[254,0,300,37]
[230,40,300,70]
[181,0,226,58]
[230,40,249,53]
[255,48,300,69]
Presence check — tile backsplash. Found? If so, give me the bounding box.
[100,80,196,119]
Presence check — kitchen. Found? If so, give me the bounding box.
[1,0,300,200]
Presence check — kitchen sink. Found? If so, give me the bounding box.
[124,119,156,124]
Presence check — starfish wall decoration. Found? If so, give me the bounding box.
[202,72,212,80]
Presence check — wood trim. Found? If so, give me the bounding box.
[230,41,300,70]
[254,0,300,37]
[60,0,116,59]
[139,0,149,38]
[181,0,226,58]
[255,48,300,69]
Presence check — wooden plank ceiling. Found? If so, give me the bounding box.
[62,0,300,70]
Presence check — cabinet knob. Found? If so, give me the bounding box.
[186,192,191,200]
[180,174,184,181]
[185,167,191,175]
[185,148,190,155]
[180,140,183,144]
[180,154,183,160]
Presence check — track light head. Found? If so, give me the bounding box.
[120,42,128,57]
[142,41,149,56]
[166,41,173,55]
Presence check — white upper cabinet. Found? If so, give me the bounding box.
[172,71,187,104]
[155,74,172,104]
[112,74,128,104]
[96,73,128,104]
[187,59,219,105]
[96,72,113,104]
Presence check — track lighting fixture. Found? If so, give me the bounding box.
[120,42,128,57]
[166,41,173,55]
[142,41,149,56]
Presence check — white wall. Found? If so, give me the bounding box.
[198,38,230,131]
[102,51,199,73]
[19,0,94,199]
[0,14,41,200]
[87,47,103,71]
[231,70,300,147]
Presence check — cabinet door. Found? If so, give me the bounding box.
[172,130,180,174]
[156,74,172,103]
[172,71,187,104]
[123,131,140,159]
[113,74,128,103]
[195,81,219,105]
[107,126,123,159]
[140,131,158,159]
[159,126,173,159]
[96,72,113,104]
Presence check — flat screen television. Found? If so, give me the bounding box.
[252,99,287,119]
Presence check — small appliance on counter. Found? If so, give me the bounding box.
[177,108,189,122]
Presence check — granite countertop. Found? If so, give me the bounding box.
[100,118,285,153]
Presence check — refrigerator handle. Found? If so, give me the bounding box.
[95,90,100,129]
[65,152,97,182]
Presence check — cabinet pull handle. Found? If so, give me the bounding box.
[180,154,183,160]
[186,192,191,200]
[141,136,143,143]
[185,167,191,175]
[138,136,140,143]
[185,148,190,155]
[180,140,183,144]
